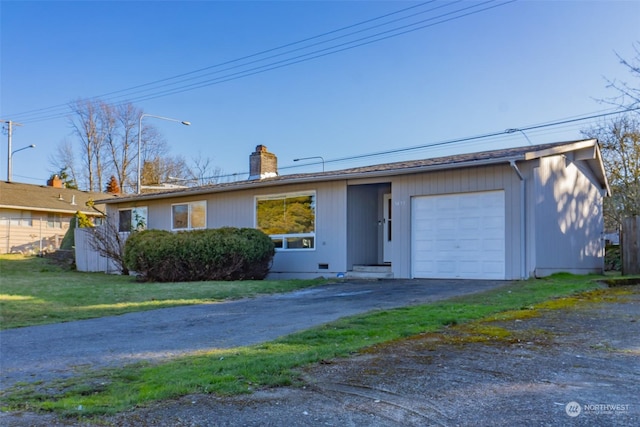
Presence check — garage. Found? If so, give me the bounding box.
[411,190,505,279]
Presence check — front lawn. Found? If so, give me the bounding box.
[0,254,327,329]
[0,270,609,418]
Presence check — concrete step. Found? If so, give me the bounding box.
[347,265,393,279]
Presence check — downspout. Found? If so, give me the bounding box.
[510,160,527,279]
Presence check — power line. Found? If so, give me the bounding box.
[5,2,435,122]
[119,0,515,106]
[5,0,516,123]
[208,107,639,181]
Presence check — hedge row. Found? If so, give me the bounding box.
[123,227,275,282]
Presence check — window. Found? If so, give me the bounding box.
[172,201,206,230]
[256,192,315,250]
[9,211,32,227]
[47,213,62,228]
[118,207,148,232]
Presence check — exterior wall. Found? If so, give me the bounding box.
[108,180,349,279]
[0,209,72,254]
[389,164,524,279]
[533,156,605,276]
[101,153,606,280]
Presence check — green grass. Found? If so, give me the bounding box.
[0,254,327,329]
[0,271,608,418]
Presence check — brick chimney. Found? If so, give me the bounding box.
[249,145,278,180]
[47,175,64,188]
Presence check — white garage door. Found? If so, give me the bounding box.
[412,191,505,279]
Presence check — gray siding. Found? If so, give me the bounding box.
[533,156,604,275]
[390,164,523,279]
[103,148,605,280]
[108,181,349,279]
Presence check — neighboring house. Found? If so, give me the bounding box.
[0,176,108,254]
[90,140,609,280]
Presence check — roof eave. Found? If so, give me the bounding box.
[0,205,103,216]
[523,138,598,161]
[99,156,525,204]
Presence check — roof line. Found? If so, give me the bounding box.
[97,139,601,205]
[523,138,598,161]
[0,205,102,216]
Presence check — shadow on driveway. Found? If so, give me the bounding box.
[0,279,509,390]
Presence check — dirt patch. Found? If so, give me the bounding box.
[3,286,639,426]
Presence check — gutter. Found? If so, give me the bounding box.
[0,205,103,216]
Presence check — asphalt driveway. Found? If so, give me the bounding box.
[0,279,507,390]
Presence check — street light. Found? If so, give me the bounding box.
[8,144,35,182]
[293,156,325,172]
[505,128,533,146]
[137,114,190,194]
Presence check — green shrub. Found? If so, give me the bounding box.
[605,244,621,271]
[60,211,95,250]
[124,228,275,282]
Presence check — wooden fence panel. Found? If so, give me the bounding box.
[74,227,119,273]
[622,216,640,275]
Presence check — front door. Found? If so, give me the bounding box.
[383,193,392,263]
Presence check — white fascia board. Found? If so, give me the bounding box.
[0,205,102,216]
[523,139,597,161]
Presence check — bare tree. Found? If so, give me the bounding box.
[141,155,191,186]
[190,153,222,186]
[65,99,183,193]
[49,138,79,188]
[116,103,141,192]
[69,99,107,192]
[84,218,130,275]
[604,42,640,110]
[583,116,640,230]
[587,44,640,231]
[101,102,141,193]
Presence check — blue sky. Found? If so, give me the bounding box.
[1,0,639,186]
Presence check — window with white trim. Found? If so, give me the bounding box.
[118,207,148,232]
[9,211,32,227]
[172,201,206,230]
[47,213,62,228]
[255,191,315,250]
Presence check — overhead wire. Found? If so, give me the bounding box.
[116,0,513,105]
[3,1,436,122]
[5,0,516,123]
[208,106,639,181]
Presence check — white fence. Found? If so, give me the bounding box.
[74,227,121,273]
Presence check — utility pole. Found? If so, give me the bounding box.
[3,120,23,182]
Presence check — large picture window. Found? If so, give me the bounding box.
[118,207,147,232]
[256,192,315,250]
[172,201,206,230]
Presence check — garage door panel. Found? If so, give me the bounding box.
[412,191,505,280]
[459,217,481,230]
[483,238,504,251]
[459,237,481,251]
[436,218,457,232]
[483,216,503,229]
[482,261,505,275]
[436,261,456,274]
[459,261,481,274]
